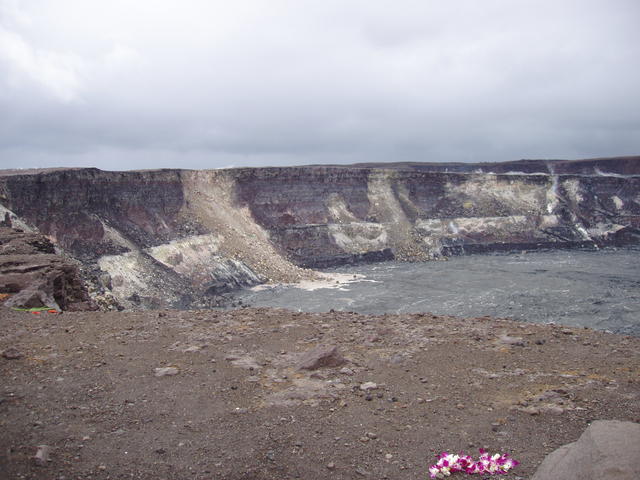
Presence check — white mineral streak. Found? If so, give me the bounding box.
[562,179,584,204]
[147,234,222,274]
[328,223,388,253]
[417,216,543,240]
[148,234,260,286]
[252,271,368,292]
[612,196,623,210]
[447,174,545,213]
[98,251,152,299]
[326,193,358,223]
[546,175,559,214]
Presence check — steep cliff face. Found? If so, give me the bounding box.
[232,163,640,264]
[0,157,638,309]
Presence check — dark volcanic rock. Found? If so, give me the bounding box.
[0,228,94,311]
[0,169,185,259]
[297,345,347,370]
[2,347,23,359]
[0,228,55,255]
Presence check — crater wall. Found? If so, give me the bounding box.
[1,157,638,309]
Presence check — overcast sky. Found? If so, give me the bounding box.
[1,0,639,171]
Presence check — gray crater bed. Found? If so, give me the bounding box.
[236,248,640,336]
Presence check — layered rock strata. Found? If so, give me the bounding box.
[0,227,94,311]
[0,157,638,309]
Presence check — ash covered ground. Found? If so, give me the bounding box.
[1,306,639,479]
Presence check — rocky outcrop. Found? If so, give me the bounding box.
[0,157,638,309]
[0,227,94,311]
[531,420,640,480]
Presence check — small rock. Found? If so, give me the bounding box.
[546,405,565,415]
[360,382,378,391]
[366,432,378,439]
[229,355,262,371]
[2,347,23,360]
[297,345,346,370]
[456,403,465,410]
[520,406,541,415]
[326,462,336,470]
[339,367,354,375]
[499,334,525,347]
[34,445,52,466]
[154,367,179,377]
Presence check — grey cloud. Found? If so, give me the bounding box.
[1,0,639,171]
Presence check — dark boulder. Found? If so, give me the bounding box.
[297,345,347,370]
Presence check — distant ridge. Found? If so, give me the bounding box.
[326,155,640,175]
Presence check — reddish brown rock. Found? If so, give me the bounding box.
[0,228,94,311]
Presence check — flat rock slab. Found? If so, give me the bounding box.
[532,420,640,480]
[296,345,346,370]
[154,367,180,377]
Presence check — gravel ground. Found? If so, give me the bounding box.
[1,306,639,480]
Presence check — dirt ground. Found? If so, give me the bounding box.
[1,306,639,480]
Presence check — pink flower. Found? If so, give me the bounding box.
[428,449,518,477]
